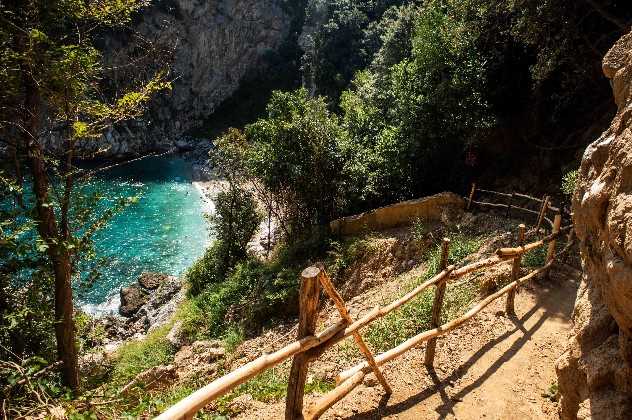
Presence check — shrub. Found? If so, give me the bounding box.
[243,88,349,237]
[181,258,300,341]
[187,186,261,296]
[562,169,579,197]
[110,326,174,386]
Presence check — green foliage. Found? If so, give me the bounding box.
[339,2,493,207]
[302,0,410,102]
[222,326,245,354]
[74,312,107,353]
[364,234,482,351]
[210,187,262,269]
[411,217,427,243]
[187,186,260,296]
[110,326,174,387]
[523,246,547,268]
[562,169,579,197]
[181,257,300,341]
[326,234,380,279]
[244,88,348,234]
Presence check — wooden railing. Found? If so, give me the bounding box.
[156,195,573,420]
[466,183,571,232]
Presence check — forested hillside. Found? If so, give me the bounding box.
[215,0,632,213]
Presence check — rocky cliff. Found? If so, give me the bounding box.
[64,0,292,157]
[556,30,632,419]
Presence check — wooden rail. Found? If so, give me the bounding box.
[155,201,573,419]
[466,183,570,231]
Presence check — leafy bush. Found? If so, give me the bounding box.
[244,89,348,236]
[187,186,261,296]
[523,246,547,268]
[562,169,579,197]
[181,258,301,341]
[339,2,493,208]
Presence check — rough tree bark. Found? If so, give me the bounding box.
[23,71,79,390]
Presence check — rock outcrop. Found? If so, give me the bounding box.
[47,0,292,158]
[556,30,632,419]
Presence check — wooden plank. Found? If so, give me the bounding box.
[496,225,572,258]
[286,266,322,420]
[536,195,550,233]
[506,192,515,218]
[514,192,543,203]
[154,320,346,420]
[478,188,513,198]
[303,371,365,420]
[546,214,563,264]
[425,238,451,366]
[467,183,476,210]
[505,224,526,315]
[317,266,392,394]
[336,261,554,383]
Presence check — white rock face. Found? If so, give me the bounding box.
[46,0,291,157]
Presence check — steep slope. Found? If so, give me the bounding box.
[69,0,294,157]
[556,30,632,419]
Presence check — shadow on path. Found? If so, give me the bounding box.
[344,301,548,419]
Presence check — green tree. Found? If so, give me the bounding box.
[340,2,492,208]
[0,0,169,389]
[244,88,348,238]
[187,185,261,296]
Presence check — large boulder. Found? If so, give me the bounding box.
[556,30,632,419]
[138,272,172,290]
[119,284,149,317]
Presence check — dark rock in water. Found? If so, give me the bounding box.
[119,284,149,317]
[119,272,180,317]
[138,272,171,290]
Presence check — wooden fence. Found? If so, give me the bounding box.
[466,182,571,231]
[155,188,573,420]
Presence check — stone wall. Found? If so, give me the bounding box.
[555,30,632,419]
[329,192,465,236]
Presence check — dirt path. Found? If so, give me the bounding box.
[239,264,579,419]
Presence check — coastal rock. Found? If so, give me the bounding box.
[556,29,632,419]
[102,274,183,345]
[119,284,149,317]
[138,272,171,290]
[166,320,189,348]
[121,364,177,394]
[173,340,224,380]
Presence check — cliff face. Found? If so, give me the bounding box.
[64,0,291,157]
[556,30,632,419]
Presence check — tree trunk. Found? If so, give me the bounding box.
[24,74,79,390]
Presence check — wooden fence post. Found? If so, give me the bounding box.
[506,192,516,218]
[424,238,451,367]
[546,214,562,264]
[467,183,476,210]
[505,224,526,315]
[316,267,392,395]
[536,195,550,233]
[286,266,321,420]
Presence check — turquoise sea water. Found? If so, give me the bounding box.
[79,156,211,314]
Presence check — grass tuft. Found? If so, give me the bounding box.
[110,325,174,387]
[363,234,482,352]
